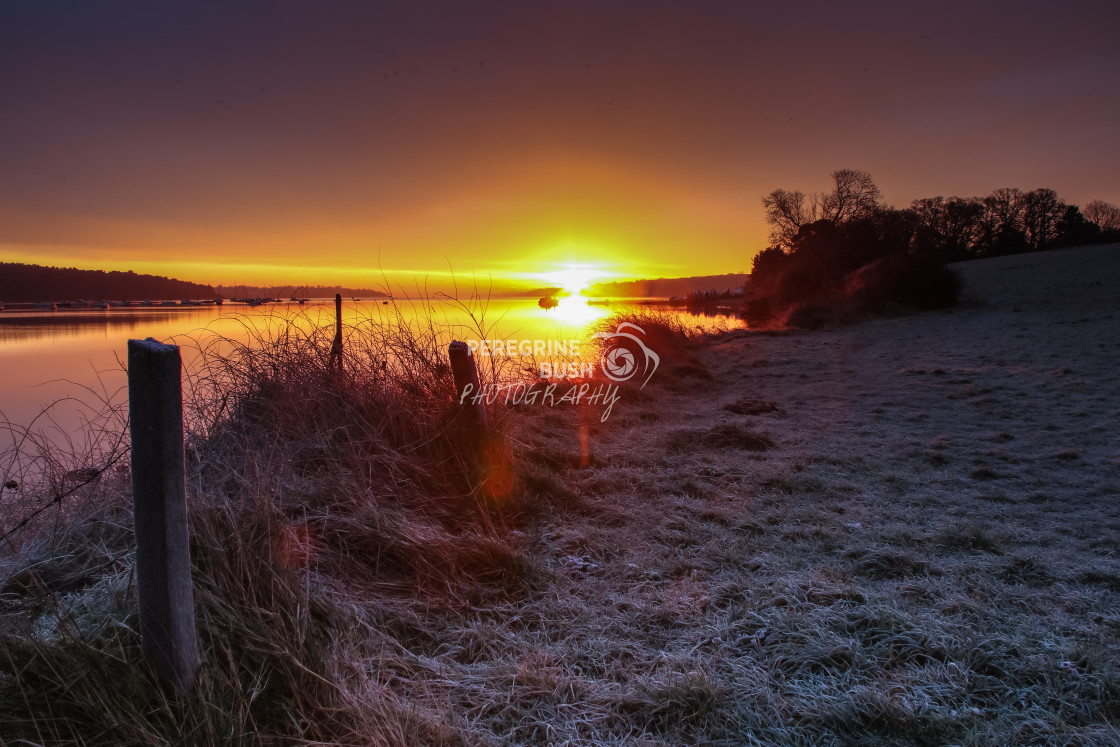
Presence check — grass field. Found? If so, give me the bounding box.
[2,245,1119,745]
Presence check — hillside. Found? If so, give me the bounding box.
[584,273,748,298]
[214,284,389,300]
[0,262,217,302]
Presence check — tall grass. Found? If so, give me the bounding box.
[0,295,531,744]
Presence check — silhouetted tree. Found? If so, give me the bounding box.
[750,245,789,277]
[1054,205,1100,247]
[790,208,914,273]
[761,169,882,248]
[976,188,1028,256]
[752,171,959,319]
[820,169,882,223]
[1020,188,1066,250]
[910,196,983,261]
[1083,200,1120,232]
[760,189,817,249]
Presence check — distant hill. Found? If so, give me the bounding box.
[0,262,217,303]
[493,286,565,299]
[0,264,393,303]
[215,284,388,300]
[584,273,749,299]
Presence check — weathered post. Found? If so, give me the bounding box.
[128,338,199,694]
[448,340,488,428]
[330,293,343,372]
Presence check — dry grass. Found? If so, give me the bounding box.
[2,246,1120,744]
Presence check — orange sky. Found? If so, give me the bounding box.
[1,1,1117,293]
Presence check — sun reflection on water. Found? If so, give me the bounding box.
[542,295,612,326]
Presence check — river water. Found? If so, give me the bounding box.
[0,296,741,459]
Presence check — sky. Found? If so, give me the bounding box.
[1,0,1117,293]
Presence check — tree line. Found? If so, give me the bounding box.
[746,171,1119,325]
[759,170,1120,265]
[0,263,218,303]
[743,171,1120,324]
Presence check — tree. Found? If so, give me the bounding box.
[1083,200,1120,232]
[748,245,790,296]
[976,187,1027,255]
[761,169,881,248]
[761,189,817,249]
[910,196,983,261]
[1020,188,1066,250]
[1054,204,1100,247]
[820,169,882,223]
[751,245,789,276]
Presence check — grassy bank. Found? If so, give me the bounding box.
[3,247,1120,744]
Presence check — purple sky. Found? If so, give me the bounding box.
[1,0,1117,288]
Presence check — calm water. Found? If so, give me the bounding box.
[0,297,740,455]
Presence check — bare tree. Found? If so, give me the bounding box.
[977,187,1026,251]
[1083,200,1120,232]
[820,169,881,223]
[761,189,818,248]
[1020,188,1065,250]
[911,196,983,256]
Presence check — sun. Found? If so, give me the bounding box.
[543,266,604,296]
[533,265,612,325]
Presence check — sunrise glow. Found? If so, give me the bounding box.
[540,266,606,296]
[2,3,1111,292]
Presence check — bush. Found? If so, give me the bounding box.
[847,253,962,312]
[786,302,852,330]
[749,246,790,296]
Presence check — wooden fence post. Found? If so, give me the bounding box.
[448,341,488,428]
[330,293,343,372]
[128,338,199,694]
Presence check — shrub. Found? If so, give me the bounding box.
[749,246,791,297]
[789,300,869,329]
[847,253,962,311]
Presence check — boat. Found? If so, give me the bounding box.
[538,296,559,309]
[33,301,57,310]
